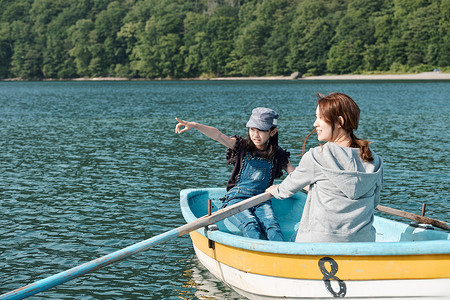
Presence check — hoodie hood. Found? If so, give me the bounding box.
[310,142,383,199]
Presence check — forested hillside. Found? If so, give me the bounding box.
[0,0,449,79]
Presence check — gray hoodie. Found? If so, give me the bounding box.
[273,142,383,243]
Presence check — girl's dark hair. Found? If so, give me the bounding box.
[302,92,373,162]
[245,127,278,160]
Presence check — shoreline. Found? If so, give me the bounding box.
[301,71,450,80]
[2,72,450,82]
[210,71,450,81]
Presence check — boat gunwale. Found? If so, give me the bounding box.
[180,188,450,257]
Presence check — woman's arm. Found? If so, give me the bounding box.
[267,152,315,198]
[175,118,236,149]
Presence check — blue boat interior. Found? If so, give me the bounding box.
[182,188,450,243]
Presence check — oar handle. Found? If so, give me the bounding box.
[376,205,450,231]
[177,192,272,235]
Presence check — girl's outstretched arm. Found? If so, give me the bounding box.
[175,118,236,149]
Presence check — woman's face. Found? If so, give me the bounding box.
[249,127,274,150]
[314,106,334,142]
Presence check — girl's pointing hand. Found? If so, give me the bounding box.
[175,117,194,134]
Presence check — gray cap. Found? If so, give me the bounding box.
[246,107,278,131]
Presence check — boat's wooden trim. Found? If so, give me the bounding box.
[190,231,450,281]
[376,205,450,230]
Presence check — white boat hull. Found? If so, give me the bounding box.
[194,245,449,299]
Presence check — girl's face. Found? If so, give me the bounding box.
[249,127,275,150]
[314,106,334,142]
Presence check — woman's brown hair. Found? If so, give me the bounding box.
[303,92,373,162]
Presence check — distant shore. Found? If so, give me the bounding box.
[2,71,450,81]
[301,71,450,80]
[210,71,450,81]
[72,71,450,81]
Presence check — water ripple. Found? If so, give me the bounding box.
[1,80,448,299]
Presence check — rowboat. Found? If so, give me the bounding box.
[180,188,450,299]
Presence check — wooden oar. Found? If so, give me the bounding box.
[376,205,450,231]
[0,192,273,300]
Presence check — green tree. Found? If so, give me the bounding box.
[262,1,292,75]
[403,3,441,67]
[9,20,42,79]
[233,19,269,76]
[182,12,208,76]
[204,6,239,76]
[327,40,365,74]
[0,23,12,78]
[94,1,128,75]
[287,0,336,76]
[228,0,284,76]
[129,0,185,78]
[41,8,78,78]
[438,0,450,67]
[328,0,382,73]
[68,19,95,76]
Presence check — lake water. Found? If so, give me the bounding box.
[1,80,449,299]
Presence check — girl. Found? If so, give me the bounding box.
[176,107,294,241]
[267,93,383,243]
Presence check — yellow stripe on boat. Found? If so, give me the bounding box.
[190,231,450,281]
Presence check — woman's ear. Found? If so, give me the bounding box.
[337,116,344,128]
[270,128,278,137]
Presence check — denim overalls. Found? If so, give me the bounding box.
[221,153,284,241]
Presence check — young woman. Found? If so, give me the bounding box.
[267,93,383,243]
[176,107,294,241]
